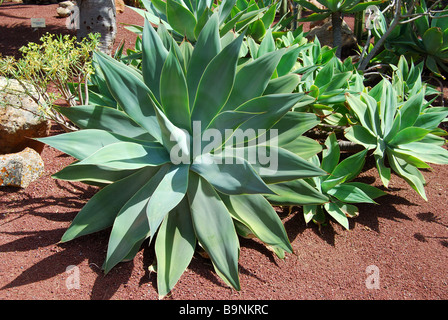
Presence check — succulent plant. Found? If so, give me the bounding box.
[344,78,448,200]
[39,14,327,297]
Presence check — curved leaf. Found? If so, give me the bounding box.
[52,164,137,185]
[388,153,427,200]
[37,129,160,161]
[61,167,159,243]
[56,105,154,140]
[422,27,443,55]
[103,165,170,273]
[321,133,340,174]
[388,127,430,146]
[326,183,378,204]
[146,164,190,240]
[94,51,162,142]
[240,145,328,184]
[155,197,196,299]
[266,179,329,206]
[191,153,274,195]
[191,31,245,132]
[264,73,301,94]
[142,19,169,102]
[160,48,191,131]
[221,194,293,254]
[73,141,171,170]
[166,0,197,41]
[187,173,241,290]
[222,49,286,112]
[344,125,377,149]
[331,149,368,182]
[324,202,349,230]
[186,13,221,107]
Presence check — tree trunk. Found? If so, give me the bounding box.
[76,0,117,55]
[332,11,342,59]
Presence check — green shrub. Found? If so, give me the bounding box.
[39,14,328,297]
[344,78,448,200]
[0,33,99,131]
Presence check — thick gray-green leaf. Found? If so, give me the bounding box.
[191,153,274,195]
[266,179,329,206]
[95,51,162,142]
[142,19,169,102]
[221,49,286,112]
[160,48,191,131]
[191,31,244,132]
[103,166,169,273]
[221,193,293,254]
[56,105,154,141]
[73,141,170,169]
[37,129,160,161]
[53,163,138,185]
[155,197,196,299]
[187,173,241,290]
[166,0,197,41]
[60,167,159,243]
[233,145,328,184]
[146,164,189,240]
[186,13,221,107]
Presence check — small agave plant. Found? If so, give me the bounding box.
[344,79,448,200]
[39,14,327,297]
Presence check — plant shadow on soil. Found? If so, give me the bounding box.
[414,212,448,248]
[0,22,75,59]
[0,170,420,300]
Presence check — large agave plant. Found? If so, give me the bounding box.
[39,14,327,297]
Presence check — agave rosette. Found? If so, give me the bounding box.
[344,79,448,200]
[39,14,327,297]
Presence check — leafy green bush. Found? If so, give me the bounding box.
[0,33,99,131]
[302,133,385,229]
[358,0,448,76]
[344,78,448,200]
[128,0,282,42]
[39,14,328,297]
[295,0,385,57]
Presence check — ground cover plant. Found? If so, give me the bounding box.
[1,0,447,299]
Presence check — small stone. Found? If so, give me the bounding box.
[56,6,72,18]
[58,0,75,8]
[0,147,45,188]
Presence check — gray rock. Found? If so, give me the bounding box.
[0,147,45,188]
[59,1,75,8]
[57,6,72,18]
[0,77,51,154]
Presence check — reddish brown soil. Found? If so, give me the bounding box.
[1,3,448,302]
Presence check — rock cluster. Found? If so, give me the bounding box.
[0,77,49,188]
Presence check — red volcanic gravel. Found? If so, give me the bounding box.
[1,2,448,304]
